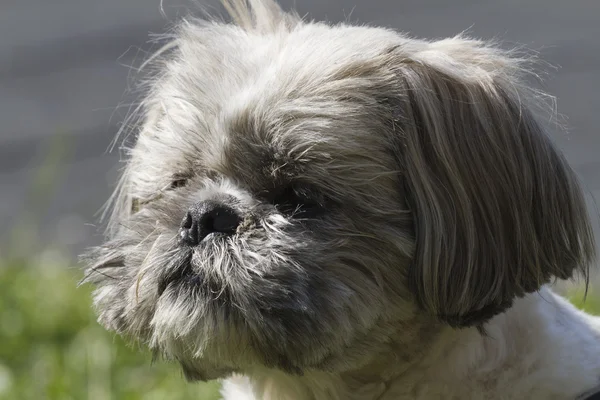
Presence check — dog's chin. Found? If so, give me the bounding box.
[149,279,309,381]
[140,243,321,379]
[147,278,258,380]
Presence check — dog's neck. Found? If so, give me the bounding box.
[222,287,600,400]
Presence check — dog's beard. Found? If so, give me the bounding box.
[84,207,394,380]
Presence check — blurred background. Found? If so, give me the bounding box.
[1,0,599,399]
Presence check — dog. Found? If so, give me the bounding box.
[81,0,600,398]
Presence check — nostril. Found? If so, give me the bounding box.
[211,209,242,234]
[181,211,193,230]
[179,211,200,246]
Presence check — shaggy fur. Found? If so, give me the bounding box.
[82,1,600,398]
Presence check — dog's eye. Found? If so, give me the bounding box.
[272,185,325,219]
[170,178,188,189]
[168,173,190,190]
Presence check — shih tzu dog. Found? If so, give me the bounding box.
[81,0,600,399]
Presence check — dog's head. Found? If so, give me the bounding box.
[82,0,595,380]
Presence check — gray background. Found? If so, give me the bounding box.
[2,0,599,263]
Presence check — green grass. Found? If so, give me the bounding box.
[0,257,598,400]
[565,283,600,314]
[0,258,221,400]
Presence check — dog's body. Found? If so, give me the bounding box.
[82,1,600,399]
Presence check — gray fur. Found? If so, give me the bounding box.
[81,0,595,384]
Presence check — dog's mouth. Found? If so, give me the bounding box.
[157,231,238,297]
[156,249,204,297]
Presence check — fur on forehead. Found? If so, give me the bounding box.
[121,0,506,207]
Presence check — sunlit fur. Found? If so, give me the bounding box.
[82,1,600,398]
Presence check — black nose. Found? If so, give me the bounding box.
[179,200,242,246]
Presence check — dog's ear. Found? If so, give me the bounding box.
[390,37,596,327]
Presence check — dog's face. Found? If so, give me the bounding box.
[83,0,595,380]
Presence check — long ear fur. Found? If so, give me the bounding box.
[392,37,596,327]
